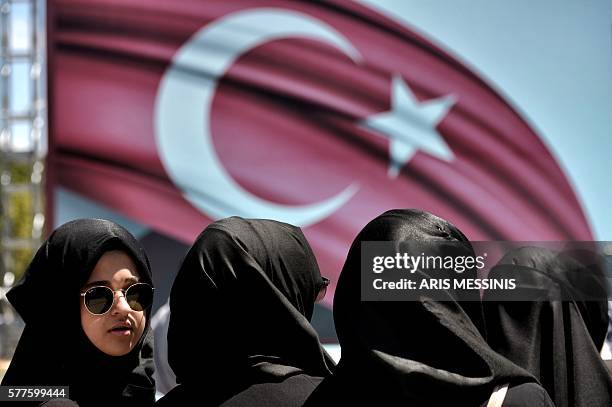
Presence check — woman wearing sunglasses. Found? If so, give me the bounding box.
[2,218,156,407]
[156,216,334,406]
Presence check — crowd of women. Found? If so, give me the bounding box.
[1,209,611,406]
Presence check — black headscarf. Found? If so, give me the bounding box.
[482,246,612,407]
[166,217,334,404]
[309,209,537,406]
[2,219,156,407]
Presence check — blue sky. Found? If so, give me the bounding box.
[7,1,34,151]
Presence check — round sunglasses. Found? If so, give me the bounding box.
[80,283,154,315]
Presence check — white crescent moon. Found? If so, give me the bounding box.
[155,8,362,226]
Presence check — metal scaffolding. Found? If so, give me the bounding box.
[0,0,46,359]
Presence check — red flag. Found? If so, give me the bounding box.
[49,0,593,304]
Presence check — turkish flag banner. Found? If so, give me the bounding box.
[48,0,593,302]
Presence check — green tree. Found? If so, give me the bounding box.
[0,159,41,282]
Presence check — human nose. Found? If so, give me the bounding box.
[110,290,131,315]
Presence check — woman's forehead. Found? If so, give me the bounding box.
[87,250,141,283]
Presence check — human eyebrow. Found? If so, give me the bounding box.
[81,275,141,292]
[123,276,140,287]
[82,280,110,290]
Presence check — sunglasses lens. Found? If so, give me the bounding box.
[84,287,113,314]
[125,284,153,312]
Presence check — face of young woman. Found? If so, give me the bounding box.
[80,250,147,356]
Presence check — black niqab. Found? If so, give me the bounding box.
[2,219,156,407]
[164,217,334,405]
[307,209,540,406]
[482,246,612,407]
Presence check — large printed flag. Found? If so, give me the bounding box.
[48,0,594,303]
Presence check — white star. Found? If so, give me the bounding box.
[362,75,456,178]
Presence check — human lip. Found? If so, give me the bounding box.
[108,322,133,336]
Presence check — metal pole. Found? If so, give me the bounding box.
[0,0,46,360]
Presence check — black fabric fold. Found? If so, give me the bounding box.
[482,246,612,407]
[160,216,333,406]
[306,209,548,406]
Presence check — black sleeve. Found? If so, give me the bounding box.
[502,383,555,407]
[39,399,79,407]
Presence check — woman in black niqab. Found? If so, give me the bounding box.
[305,209,553,407]
[1,219,156,407]
[157,216,334,406]
[482,246,612,407]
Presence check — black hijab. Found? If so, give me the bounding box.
[2,219,156,407]
[166,217,334,404]
[309,209,537,406]
[482,246,612,407]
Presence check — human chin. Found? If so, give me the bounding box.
[81,312,146,356]
[103,313,146,356]
[106,326,141,355]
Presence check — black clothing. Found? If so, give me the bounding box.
[482,246,612,407]
[217,374,323,407]
[306,374,553,407]
[39,400,79,407]
[502,383,559,407]
[157,217,333,406]
[2,219,156,407]
[158,373,322,407]
[306,209,552,406]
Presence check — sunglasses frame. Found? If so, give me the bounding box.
[80,282,154,316]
